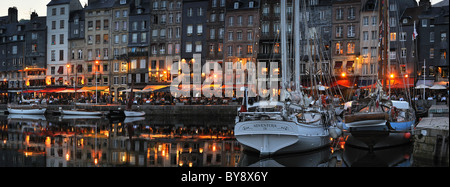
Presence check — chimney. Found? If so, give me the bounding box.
[31,11,38,20]
[419,0,431,10]
[8,7,18,24]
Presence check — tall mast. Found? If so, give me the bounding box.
[294,0,301,90]
[281,0,288,100]
[378,0,389,90]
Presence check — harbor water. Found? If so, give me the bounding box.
[0,113,447,167]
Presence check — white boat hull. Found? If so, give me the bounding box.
[62,110,103,116]
[235,120,330,156]
[124,110,146,117]
[7,107,46,115]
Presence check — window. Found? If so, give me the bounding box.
[186,42,192,53]
[390,32,396,41]
[104,19,109,30]
[247,45,253,54]
[348,7,355,19]
[335,26,343,38]
[187,25,193,35]
[430,48,434,59]
[12,46,17,54]
[363,16,369,26]
[371,30,377,40]
[59,50,64,61]
[335,42,343,54]
[188,8,193,17]
[430,32,434,42]
[363,31,369,41]
[347,25,355,37]
[197,7,203,16]
[227,45,233,56]
[237,31,242,40]
[60,20,65,29]
[441,32,447,41]
[389,17,396,27]
[210,29,215,39]
[234,2,239,9]
[96,20,101,30]
[400,32,407,41]
[195,41,202,52]
[132,33,138,43]
[372,16,377,26]
[140,59,146,69]
[422,19,427,27]
[336,8,343,20]
[248,15,253,25]
[197,24,203,35]
[347,42,355,54]
[228,31,233,41]
[52,21,56,30]
[401,48,407,58]
[362,47,368,57]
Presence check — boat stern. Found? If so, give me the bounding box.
[234,120,300,156]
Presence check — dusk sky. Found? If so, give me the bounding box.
[0,0,444,20]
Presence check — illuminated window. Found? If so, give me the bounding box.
[347,42,355,54]
[390,32,396,41]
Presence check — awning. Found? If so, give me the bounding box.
[138,85,169,92]
[332,79,353,88]
[434,81,449,87]
[57,66,63,74]
[39,87,66,93]
[80,86,110,92]
[360,78,414,89]
[121,88,142,92]
[22,89,43,93]
[416,80,434,87]
[57,88,88,93]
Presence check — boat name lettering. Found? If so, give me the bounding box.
[253,124,277,128]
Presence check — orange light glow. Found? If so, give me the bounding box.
[341,72,346,77]
[404,74,408,78]
[390,74,394,78]
[66,153,70,161]
[94,158,98,165]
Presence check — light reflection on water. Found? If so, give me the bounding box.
[0,114,420,167]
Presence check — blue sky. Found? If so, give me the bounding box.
[0,0,443,20]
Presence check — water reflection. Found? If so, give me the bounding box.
[0,114,241,167]
[0,114,417,167]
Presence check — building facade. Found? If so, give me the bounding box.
[46,0,83,87]
[0,8,47,102]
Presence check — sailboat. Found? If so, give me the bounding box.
[340,0,415,149]
[234,0,334,157]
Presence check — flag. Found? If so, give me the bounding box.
[413,21,418,40]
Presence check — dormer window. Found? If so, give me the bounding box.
[120,0,126,5]
[249,1,254,8]
[402,18,408,24]
[234,2,239,9]
[137,8,143,14]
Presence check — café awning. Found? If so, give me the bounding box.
[39,87,66,93]
[138,85,170,93]
[80,86,110,92]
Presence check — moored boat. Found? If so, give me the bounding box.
[7,104,47,115]
[61,109,103,116]
[124,110,146,117]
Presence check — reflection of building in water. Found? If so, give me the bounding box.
[1,117,241,167]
